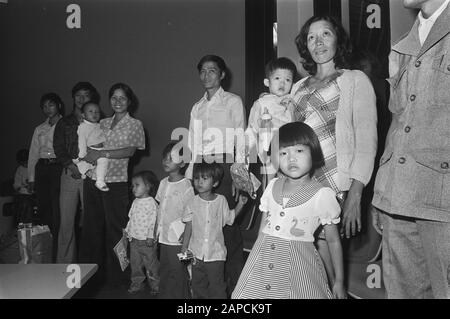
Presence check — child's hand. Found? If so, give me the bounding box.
[332,281,347,299]
[146,238,155,247]
[238,194,248,206]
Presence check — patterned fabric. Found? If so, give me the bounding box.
[91,113,145,183]
[125,197,158,240]
[292,76,341,192]
[14,165,32,195]
[232,234,332,299]
[182,194,235,262]
[53,113,80,168]
[259,178,340,242]
[156,177,195,246]
[28,116,62,182]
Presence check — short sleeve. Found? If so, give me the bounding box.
[129,119,145,150]
[315,187,341,225]
[221,196,235,226]
[182,197,194,223]
[182,182,195,207]
[155,178,165,203]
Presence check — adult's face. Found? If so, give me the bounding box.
[73,89,91,109]
[402,0,435,9]
[110,88,130,115]
[306,20,338,67]
[199,61,224,91]
[42,100,60,119]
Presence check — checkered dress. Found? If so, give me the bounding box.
[292,76,341,193]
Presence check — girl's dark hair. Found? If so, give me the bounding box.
[162,141,188,175]
[40,92,64,113]
[278,122,325,176]
[193,160,224,187]
[197,54,227,77]
[133,170,159,198]
[71,82,100,104]
[108,82,138,113]
[295,15,352,75]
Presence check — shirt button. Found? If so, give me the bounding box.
[275,225,280,231]
[415,60,421,67]
[447,65,450,72]
[441,162,449,169]
[399,157,406,164]
[271,244,276,250]
[268,263,274,270]
[410,94,416,101]
[280,211,285,217]
[265,284,271,290]
[404,126,411,133]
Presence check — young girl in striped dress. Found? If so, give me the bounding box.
[232,122,346,299]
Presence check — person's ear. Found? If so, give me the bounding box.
[264,79,270,88]
[220,71,225,81]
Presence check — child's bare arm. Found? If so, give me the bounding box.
[181,221,192,253]
[324,224,347,299]
[234,194,248,217]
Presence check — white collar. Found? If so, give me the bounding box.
[418,0,449,25]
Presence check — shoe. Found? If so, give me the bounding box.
[127,284,145,294]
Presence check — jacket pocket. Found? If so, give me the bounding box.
[432,53,450,75]
[412,151,450,210]
[373,150,393,196]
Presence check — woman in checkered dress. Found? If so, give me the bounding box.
[291,15,378,284]
[232,122,346,299]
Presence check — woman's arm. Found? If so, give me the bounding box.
[82,146,137,164]
[324,224,347,299]
[341,179,364,238]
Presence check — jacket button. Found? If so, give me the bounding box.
[415,60,421,67]
[447,65,450,72]
[404,126,411,133]
[410,95,416,101]
[441,162,449,169]
[399,157,406,164]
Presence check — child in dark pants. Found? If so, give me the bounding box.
[181,161,247,299]
[124,171,160,294]
[156,142,194,299]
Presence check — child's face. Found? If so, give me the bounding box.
[41,100,60,119]
[278,144,313,180]
[83,103,101,123]
[162,152,184,174]
[193,174,217,194]
[264,69,294,97]
[132,176,150,198]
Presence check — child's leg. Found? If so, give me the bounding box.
[142,244,160,293]
[191,259,209,299]
[205,260,227,299]
[158,244,190,299]
[129,239,146,291]
[316,237,336,286]
[95,158,109,191]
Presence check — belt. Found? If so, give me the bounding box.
[38,158,58,165]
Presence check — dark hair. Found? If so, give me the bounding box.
[265,57,298,80]
[40,92,63,113]
[108,82,138,113]
[81,101,100,113]
[197,54,227,77]
[132,170,159,198]
[162,141,188,175]
[278,122,325,176]
[71,82,100,104]
[295,15,352,75]
[193,161,224,187]
[351,49,381,79]
[16,149,28,163]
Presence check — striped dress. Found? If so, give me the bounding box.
[232,177,341,299]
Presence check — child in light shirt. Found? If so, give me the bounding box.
[181,161,247,299]
[124,170,160,294]
[73,102,109,191]
[155,142,195,299]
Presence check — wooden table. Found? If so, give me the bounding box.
[0,264,98,299]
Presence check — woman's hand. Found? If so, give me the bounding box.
[341,180,364,238]
[82,147,102,165]
[332,281,347,299]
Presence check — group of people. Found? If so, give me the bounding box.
[16,0,450,299]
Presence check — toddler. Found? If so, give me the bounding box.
[124,170,160,294]
[73,102,109,191]
[181,161,247,299]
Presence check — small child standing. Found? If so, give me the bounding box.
[246,57,297,177]
[232,122,346,299]
[124,170,160,294]
[13,149,34,224]
[181,161,247,299]
[73,102,109,191]
[155,142,195,299]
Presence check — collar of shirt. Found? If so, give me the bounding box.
[418,0,450,45]
[103,112,131,130]
[200,86,224,104]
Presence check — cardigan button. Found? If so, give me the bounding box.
[404,126,411,133]
[410,95,416,101]
[271,244,276,250]
[415,60,421,67]
[280,211,285,217]
[275,225,280,231]
[398,157,406,164]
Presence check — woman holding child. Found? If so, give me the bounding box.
[291,15,377,283]
[79,83,145,286]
